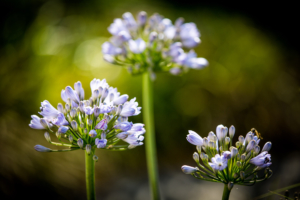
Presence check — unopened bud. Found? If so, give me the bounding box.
[77,138,83,148]
[69,135,73,143]
[254,145,260,154]
[117,104,123,115]
[71,120,78,131]
[88,119,93,126]
[149,32,157,43]
[236,161,241,167]
[236,141,241,148]
[200,152,208,162]
[237,154,241,161]
[228,182,234,190]
[241,154,246,161]
[238,136,244,144]
[34,145,51,152]
[102,88,109,99]
[246,140,256,152]
[57,103,64,113]
[229,125,235,138]
[80,123,84,129]
[94,106,101,117]
[233,173,239,179]
[137,11,147,26]
[84,128,88,134]
[196,145,201,153]
[203,137,209,147]
[86,144,91,155]
[40,118,48,129]
[231,147,238,158]
[262,142,272,152]
[65,103,70,111]
[44,132,51,142]
[93,89,100,99]
[56,132,61,139]
[93,155,98,162]
[240,171,245,180]
[225,137,230,145]
[193,152,199,163]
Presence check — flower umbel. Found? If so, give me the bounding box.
[29,78,145,155]
[102,11,208,78]
[182,125,273,190]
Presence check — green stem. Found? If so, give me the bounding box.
[85,149,96,200]
[143,72,161,200]
[222,184,231,200]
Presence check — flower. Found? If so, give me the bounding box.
[30,78,145,156]
[209,154,228,171]
[250,152,272,169]
[181,124,273,187]
[102,11,208,78]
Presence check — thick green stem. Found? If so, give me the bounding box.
[85,149,96,200]
[222,184,231,200]
[143,72,161,200]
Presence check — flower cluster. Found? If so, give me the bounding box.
[102,11,208,78]
[30,78,145,157]
[181,125,273,188]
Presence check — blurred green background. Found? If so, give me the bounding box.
[1,0,300,199]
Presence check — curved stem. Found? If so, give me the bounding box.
[143,72,161,200]
[222,184,231,200]
[86,149,96,200]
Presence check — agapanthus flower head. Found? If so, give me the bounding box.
[29,78,145,156]
[102,11,208,78]
[181,124,273,188]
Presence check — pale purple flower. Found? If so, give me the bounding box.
[114,122,133,132]
[116,132,129,139]
[65,86,80,104]
[128,38,146,54]
[250,151,272,168]
[95,138,107,148]
[186,130,203,146]
[84,106,94,115]
[100,105,113,113]
[39,100,60,118]
[137,11,147,26]
[222,151,232,159]
[120,97,141,117]
[52,113,69,126]
[122,12,137,30]
[29,115,46,129]
[89,130,97,138]
[179,23,200,48]
[123,132,144,147]
[74,81,85,101]
[102,42,123,55]
[108,18,127,36]
[130,123,144,131]
[216,124,227,142]
[90,78,109,94]
[209,154,228,171]
[113,94,128,105]
[95,119,108,130]
[181,165,198,174]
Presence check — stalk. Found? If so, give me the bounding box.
[85,149,96,200]
[143,72,161,200]
[222,184,231,200]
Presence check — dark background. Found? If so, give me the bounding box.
[0,0,299,199]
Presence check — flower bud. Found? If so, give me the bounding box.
[44,132,51,142]
[181,165,198,174]
[262,142,272,152]
[196,145,201,153]
[93,89,100,99]
[117,104,123,115]
[84,128,88,134]
[209,141,215,149]
[193,152,199,163]
[240,171,245,180]
[70,108,77,118]
[113,95,128,105]
[228,182,234,190]
[56,132,61,139]
[86,144,91,155]
[95,119,108,130]
[34,145,51,152]
[137,11,147,26]
[225,137,230,145]
[203,137,209,147]
[236,154,241,161]
[57,103,64,113]
[69,135,73,143]
[40,118,49,129]
[93,155,98,162]
[88,119,93,126]
[149,32,157,43]
[231,147,238,158]
[102,88,109,99]
[71,120,78,131]
[200,152,208,162]
[94,106,101,117]
[58,126,69,134]
[236,161,241,167]
[233,173,239,179]
[77,138,84,148]
[116,132,129,139]
[254,145,260,154]
[223,151,231,159]
[229,125,235,138]
[65,103,70,111]
[80,123,84,129]
[236,141,241,148]
[241,153,246,161]
[238,136,244,144]
[246,140,256,152]
[89,130,97,138]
